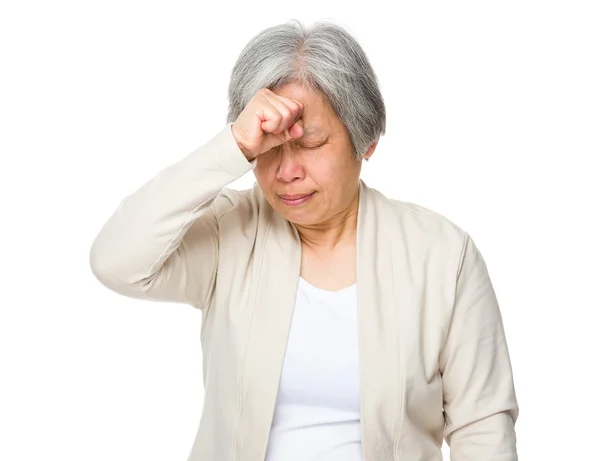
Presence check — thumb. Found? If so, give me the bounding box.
[285,118,304,141]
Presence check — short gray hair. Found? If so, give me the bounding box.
[226,19,386,160]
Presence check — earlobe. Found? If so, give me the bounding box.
[363,140,378,160]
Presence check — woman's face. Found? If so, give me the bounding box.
[253,82,376,227]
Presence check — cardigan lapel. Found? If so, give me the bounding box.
[356,180,402,460]
[234,199,302,461]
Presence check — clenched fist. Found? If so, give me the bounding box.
[231,88,305,161]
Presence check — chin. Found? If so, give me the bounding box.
[271,202,315,226]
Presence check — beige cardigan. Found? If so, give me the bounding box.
[90,124,519,461]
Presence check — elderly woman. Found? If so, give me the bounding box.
[90,20,519,461]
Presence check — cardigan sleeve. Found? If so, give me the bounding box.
[89,123,254,309]
[439,233,519,460]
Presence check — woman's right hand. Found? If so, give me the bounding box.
[231,88,305,161]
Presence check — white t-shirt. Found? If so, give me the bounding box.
[265,277,362,461]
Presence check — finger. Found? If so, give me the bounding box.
[264,97,294,135]
[283,98,304,136]
[286,118,304,139]
[258,101,284,134]
[278,96,304,125]
[265,94,303,135]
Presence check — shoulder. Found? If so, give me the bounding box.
[369,185,467,236]
[206,184,274,238]
[368,186,470,258]
[392,196,466,236]
[209,185,262,219]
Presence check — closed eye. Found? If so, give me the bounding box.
[296,141,327,150]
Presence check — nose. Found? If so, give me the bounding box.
[276,143,306,183]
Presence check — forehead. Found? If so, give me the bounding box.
[274,83,335,134]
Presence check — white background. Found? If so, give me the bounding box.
[1,1,599,460]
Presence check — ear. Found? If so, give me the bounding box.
[362,140,379,161]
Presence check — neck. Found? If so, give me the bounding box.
[293,190,359,251]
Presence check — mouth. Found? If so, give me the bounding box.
[278,192,315,207]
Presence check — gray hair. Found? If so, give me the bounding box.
[226,19,386,160]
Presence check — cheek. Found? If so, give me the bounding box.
[253,156,279,190]
[311,157,351,187]
[256,150,281,170]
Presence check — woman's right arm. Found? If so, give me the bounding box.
[90,88,305,308]
[89,124,255,309]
